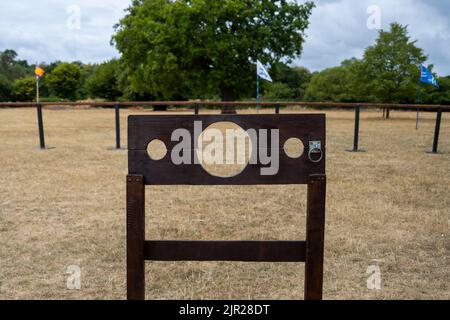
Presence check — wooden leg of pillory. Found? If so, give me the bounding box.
[304,174,326,300]
[127,175,145,300]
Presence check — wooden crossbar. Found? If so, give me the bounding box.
[127,115,327,300]
[144,240,306,262]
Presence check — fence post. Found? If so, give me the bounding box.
[36,103,46,149]
[194,103,199,115]
[431,108,442,154]
[126,175,145,300]
[348,106,364,152]
[304,174,326,300]
[386,108,390,119]
[115,102,121,149]
[275,104,280,114]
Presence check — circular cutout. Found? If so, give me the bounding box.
[283,138,304,159]
[197,122,253,178]
[147,139,167,160]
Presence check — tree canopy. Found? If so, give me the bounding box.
[85,59,121,101]
[112,0,315,100]
[1,21,450,105]
[304,64,357,102]
[355,23,427,103]
[46,62,81,100]
[12,77,36,102]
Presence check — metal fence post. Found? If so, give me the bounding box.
[115,102,121,149]
[431,108,442,154]
[275,104,280,114]
[348,106,364,152]
[36,104,46,149]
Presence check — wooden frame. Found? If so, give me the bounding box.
[127,114,326,300]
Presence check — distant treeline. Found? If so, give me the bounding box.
[0,23,449,105]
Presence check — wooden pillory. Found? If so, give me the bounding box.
[126,114,326,300]
[126,114,327,300]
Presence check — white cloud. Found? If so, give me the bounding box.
[0,0,129,64]
[0,0,449,75]
[299,0,450,75]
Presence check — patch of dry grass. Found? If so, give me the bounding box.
[0,107,448,300]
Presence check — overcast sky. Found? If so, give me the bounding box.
[0,0,449,75]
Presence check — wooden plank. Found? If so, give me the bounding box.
[304,174,327,300]
[1,100,449,110]
[126,175,146,300]
[127,114,326,185]
[125,114,327,300]
[128,114,326,150]
[144,241,306,262]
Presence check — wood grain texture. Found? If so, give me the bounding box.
[304,174,327,300]
[126,115,327,300]
[144,241,306,262]
[128,114,326,185]
[126,175,145,300]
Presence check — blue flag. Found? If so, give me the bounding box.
[420,65,439,88]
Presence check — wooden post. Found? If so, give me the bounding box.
[304,174,326,300]
[126,174,145,300]
[386,108,390,119]
[115,103,121,149]
[36,104,46,149]
[348,106,364,152]
[275,104,280,114]
[353,106,360,152]
[431,108,442,154]
[194,103,199,115]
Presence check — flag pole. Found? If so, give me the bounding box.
[36,76,40,104]
[256,73,260,114]
[416,80,421,130]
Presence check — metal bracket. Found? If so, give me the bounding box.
[308,141,323,163]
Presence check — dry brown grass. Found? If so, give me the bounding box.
[0,107,448,300]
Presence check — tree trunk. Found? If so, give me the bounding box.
[220,86,237,114]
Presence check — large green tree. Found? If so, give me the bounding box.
[12,76,36,102]
[0,49,33,82]
[46,62,81,100]
[0,73,13,101]
[85,59,122,101]
[113,0,315,101]
[421,76,450,105]
[355,23,427,103]
[265,62,311,99]
[304,62,359,102]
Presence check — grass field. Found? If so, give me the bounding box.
[0,107,449,300]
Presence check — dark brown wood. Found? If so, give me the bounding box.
[127,114,327,300]
[145,241,306,262]
[431,108,442,154]
[304,174,326,300]
[351,106,361,152]
[126,174,145,300]
[275,104,281,114]
[115,103,121,149]
[2,100,450,110]
[128,114,326,185]
[36,104,46,149]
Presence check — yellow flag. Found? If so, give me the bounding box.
[35,66,45,78]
